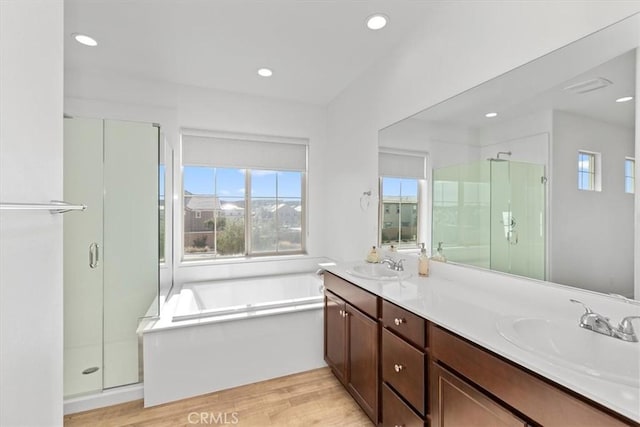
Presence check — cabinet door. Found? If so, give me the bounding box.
[324,291,347,384]
[431,362,527,427]
[347,303,379,423]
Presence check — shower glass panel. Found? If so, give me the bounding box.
[503,161,545,280]
[63,117,104,397]
[63,117,159,398]
[432,161,490,268]
[103,120,159,388]
[432,159,545,280]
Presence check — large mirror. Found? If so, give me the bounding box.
[379,14,639,298]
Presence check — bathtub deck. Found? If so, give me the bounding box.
[64,367,373,426]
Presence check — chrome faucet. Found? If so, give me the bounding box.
[570,299,640,342]
[380,257,405,272]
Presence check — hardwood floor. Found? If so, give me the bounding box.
[64,367,373,427]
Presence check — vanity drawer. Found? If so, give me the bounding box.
[382,328,426,415]
[324,272,378,319]
[382,299,426,347]
[382,383,425,427]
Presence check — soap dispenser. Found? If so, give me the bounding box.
[432,241,447,262]
[418,243,429,277]
[366,246,380,263]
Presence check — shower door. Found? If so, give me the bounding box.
[64,117,104,397]
[64,117,159,397]
[489,160,545,280]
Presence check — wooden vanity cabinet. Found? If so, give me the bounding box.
[323,272,379,424]
[324,271,638,427]
[429,324,636,427]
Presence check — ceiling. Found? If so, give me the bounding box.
[64,0,434,105]
[409,15,639,131]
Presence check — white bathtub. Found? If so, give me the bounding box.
[172,273,324,322]
[143,272,326,407]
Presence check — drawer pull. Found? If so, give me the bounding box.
[394,317,405,326]
[394,425,405,427]
[394,363,404,373]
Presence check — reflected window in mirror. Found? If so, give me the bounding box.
[578,151,601,192]
[377,149,427,249]
[625,157,635,194]
[379,177,421,248]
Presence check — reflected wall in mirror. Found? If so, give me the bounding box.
[379,14,639,298]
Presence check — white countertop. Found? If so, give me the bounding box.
[323,258,640,423]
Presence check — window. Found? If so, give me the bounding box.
[378,149,427,248]
[380,177,419,246]
[181,130,307,260]
[578,151,601,191]
[625,157,635,194]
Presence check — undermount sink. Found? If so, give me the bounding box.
[496,316,640,387]
[347,263,412,281]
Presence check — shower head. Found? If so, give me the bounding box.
[487,151,512,161]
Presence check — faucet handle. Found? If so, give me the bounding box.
[396,259,405,271]
[619,316,640,335]
[570,299,593,314]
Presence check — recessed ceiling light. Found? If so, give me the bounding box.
[366,14,388,30]
[72,33,98,47]
[257,68,273,77]
[485,112,498,118]
[615,96,634,103]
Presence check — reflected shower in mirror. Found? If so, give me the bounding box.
[379,13,638,297]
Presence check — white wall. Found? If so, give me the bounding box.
[65,69,328,289]
[0,1,64,425]
[324,1,640,263]
[551,111,635,296]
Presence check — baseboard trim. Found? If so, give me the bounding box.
[64,383,144,415]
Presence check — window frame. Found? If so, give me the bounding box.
[625,157,635,194]
[378,176,424,249]
[577,150,601,192]
[179,130,308,263]
[245,169,307,257]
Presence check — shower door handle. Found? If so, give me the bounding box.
[89,243,100,268]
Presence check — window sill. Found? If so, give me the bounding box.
[179,252,309,267]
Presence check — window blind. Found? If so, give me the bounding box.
[379,150,427,179]
[182,130,308,171]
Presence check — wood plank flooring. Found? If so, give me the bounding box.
[64,367,373,427]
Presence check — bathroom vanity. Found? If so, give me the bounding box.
[323,261,640,426]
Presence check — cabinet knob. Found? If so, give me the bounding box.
[338,310,344,317]
[394,364,404,373]
[394,318,405,326]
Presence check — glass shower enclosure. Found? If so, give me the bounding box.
[63,117,160,398]
[432,159,545,280]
